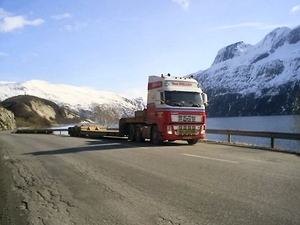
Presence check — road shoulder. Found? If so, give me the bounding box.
[0,138,28,225]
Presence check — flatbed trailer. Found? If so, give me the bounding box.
[68,126,120,138]
[68,74,208,145]
[68,110,146,138]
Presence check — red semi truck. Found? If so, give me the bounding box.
[68,74,208,145]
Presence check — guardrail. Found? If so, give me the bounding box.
[206,129,300,149]
[15,128,68,135]
[15,128,300,149]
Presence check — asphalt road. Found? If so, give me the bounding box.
[0,131,299,225]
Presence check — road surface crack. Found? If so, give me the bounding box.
[7,157,79,224]
[157,214,181,225]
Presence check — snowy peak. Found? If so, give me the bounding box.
[256,27,291,52]
[212,41,253,66]
[192,25,300,117]
[212,26,300,67]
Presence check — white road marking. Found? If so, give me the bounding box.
[244,158,267,163]
[183,153,239,164]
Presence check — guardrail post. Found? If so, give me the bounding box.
[228,134,231,143]
[271,137,274,148]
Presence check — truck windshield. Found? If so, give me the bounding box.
[165,91,203,107]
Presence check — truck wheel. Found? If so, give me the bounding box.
[69,128,74,137]
[135,126,145,142]
[151,125,162,145]
[187,139,198,145]
[128,125,136,142]
[75,126,79,137]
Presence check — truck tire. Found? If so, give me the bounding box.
[74,126,79,137]
[187,139,198,145]
[135,125,145,142]
[128,125,136,142]
[151,125,162,145]
[69,128,74,137]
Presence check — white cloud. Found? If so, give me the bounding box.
[51,13,72,20]
[290,5,300,13]
[64,21,88,31]
[172,0,190,10]
[0,52,8,57]
[0,8,11,18]
[212,22,288,31]
[212,23,264,30]
[0,8,44,33]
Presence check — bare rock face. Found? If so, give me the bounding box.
[1,95,83,128]
[0,106,17,130]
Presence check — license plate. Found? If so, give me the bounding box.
[183,136,193,140]
[178,130,196,135]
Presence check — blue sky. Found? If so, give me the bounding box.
[1,0,300,99]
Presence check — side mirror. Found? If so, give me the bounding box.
[202,93,208,106]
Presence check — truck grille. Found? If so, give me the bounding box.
[174,125,199,135]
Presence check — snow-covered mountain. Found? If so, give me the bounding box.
[0,80,146,120]
[1,26,299,119]
[192,25,300,117]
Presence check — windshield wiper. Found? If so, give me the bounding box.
[168,101,184,106]
[188,101,201,107]
[191,103,201,107]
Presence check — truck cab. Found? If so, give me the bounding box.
[139,74,207,145]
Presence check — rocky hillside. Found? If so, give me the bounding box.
[0,106,16,130]
[0,95,84,128]
[0,80,145,122]
[193,25,300,117]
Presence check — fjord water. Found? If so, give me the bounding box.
[206,115,300,152]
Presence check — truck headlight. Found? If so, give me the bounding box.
[167,125,172,134]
